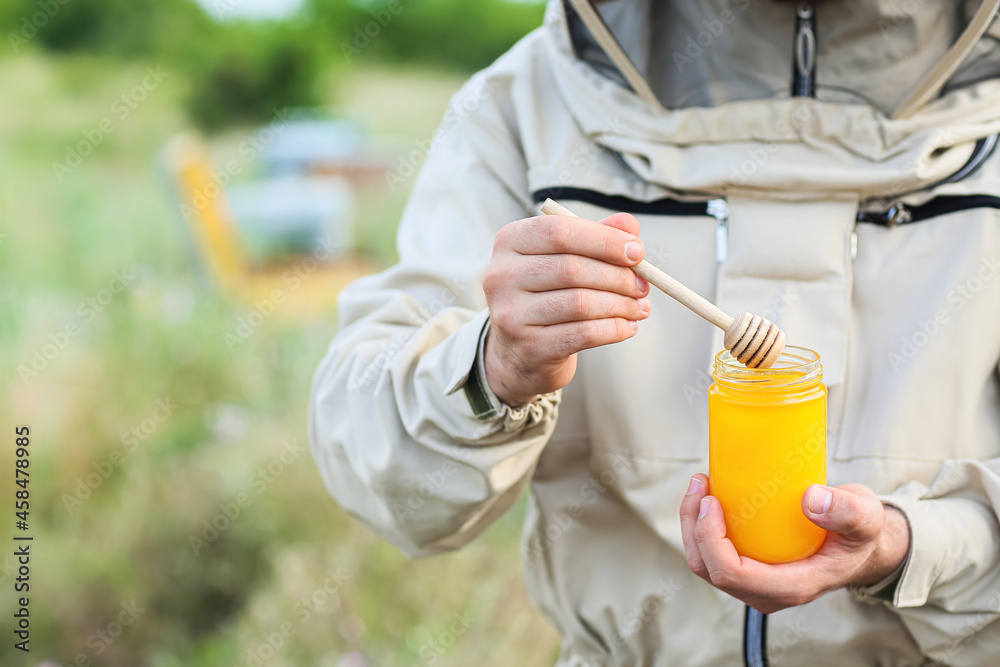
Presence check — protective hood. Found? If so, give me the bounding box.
[553,0,1000,117]
[539,0,1000,200]
[534,0,1000,387]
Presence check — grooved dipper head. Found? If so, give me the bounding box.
[723,312,786,369]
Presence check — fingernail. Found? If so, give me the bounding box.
[636,275,649,292]
[807,486,833,514]
[638,297,651,313]
[629,320,638,333]
[698,498,710,519]
[625,241,643,262]
[686,476,702,496]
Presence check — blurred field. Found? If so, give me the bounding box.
[0,51,560,666]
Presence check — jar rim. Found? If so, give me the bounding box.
[713,345,823,388]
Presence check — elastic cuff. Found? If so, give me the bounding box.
[462,317,560,430]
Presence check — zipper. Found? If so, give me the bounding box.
[708,198,729,262]
[859,133,1000,225]
[744,606,770,667]
[791,4,817,98]
[858,194,1000,227]
[533,189,731,259]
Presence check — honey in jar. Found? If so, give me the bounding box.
[708,346,827,563]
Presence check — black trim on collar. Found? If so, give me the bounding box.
[533,188,1000,227]
[532,187,709,217]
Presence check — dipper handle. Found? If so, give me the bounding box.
[538,198,786,369]
[540,199,733,330]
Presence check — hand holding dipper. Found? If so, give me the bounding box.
[539,199,786,369]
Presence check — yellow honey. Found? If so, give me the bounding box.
[708,347,827,563]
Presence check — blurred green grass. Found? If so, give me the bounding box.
[0,52,559,666]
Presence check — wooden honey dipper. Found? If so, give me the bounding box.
[540,199,786,369]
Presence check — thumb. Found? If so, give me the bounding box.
[802,484,883,544]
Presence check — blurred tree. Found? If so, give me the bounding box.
[8,0,214,58]
[180,22,322,131]
[308,0,547,72]
[2,0,545,130]
[2,0,319,132]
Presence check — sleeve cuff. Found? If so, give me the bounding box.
[849,493,975,609]
[463,317,501,420]
[849,553,909,604]
[879,494,959,608]
[449,314,560,432]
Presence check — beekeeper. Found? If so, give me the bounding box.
[310,1,1000,664]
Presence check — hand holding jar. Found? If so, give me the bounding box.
[680,475,911,614]
[678,347,911,614]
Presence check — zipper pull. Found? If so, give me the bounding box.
[708,198,729,262]
[792,4,817,98]
[887,203,911,227]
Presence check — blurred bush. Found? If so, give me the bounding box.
[308,0,549,71]
[4,0,545,132]
[0,1,559,662]
[179,24,323,132]
[9,0,213,58]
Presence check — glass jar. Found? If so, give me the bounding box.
[708,346,827,564]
